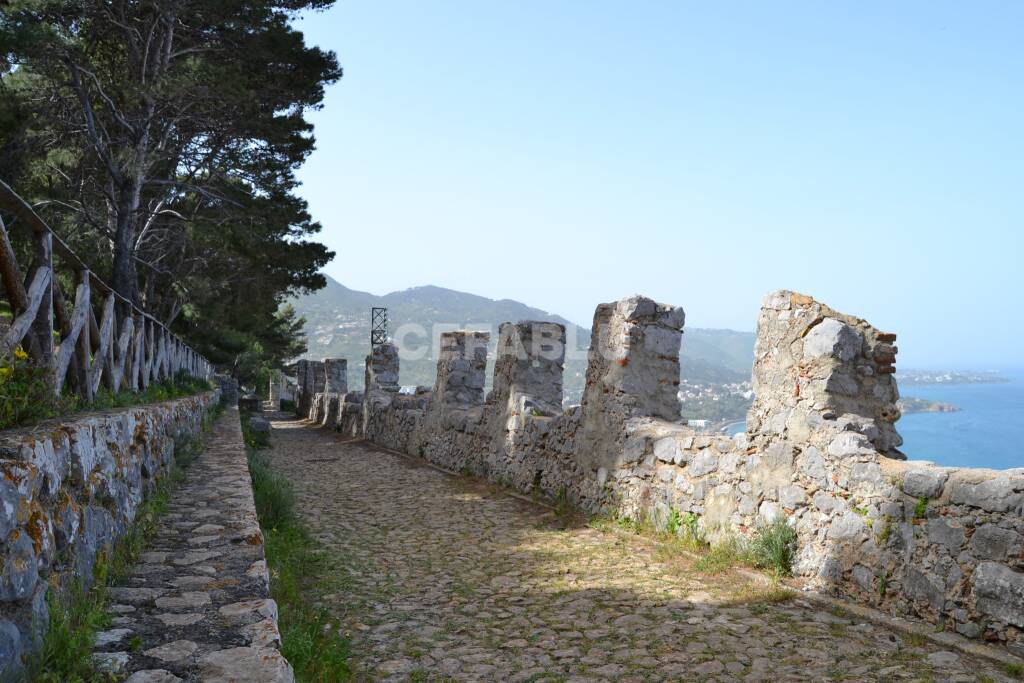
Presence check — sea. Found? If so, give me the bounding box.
[724,371,1024,471]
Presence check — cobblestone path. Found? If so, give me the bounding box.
[266,414,1014,683]
[94,409,292,682]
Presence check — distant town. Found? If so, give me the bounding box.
[895,369,1008,385]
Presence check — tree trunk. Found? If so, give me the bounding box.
[111,197,139,307]
[111,184,141,305]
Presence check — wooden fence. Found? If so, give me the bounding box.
[0,179,211,402]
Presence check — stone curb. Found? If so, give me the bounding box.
[92,407,294,682]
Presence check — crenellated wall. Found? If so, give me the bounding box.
[293,291,1024,654]
[0,391,220,671]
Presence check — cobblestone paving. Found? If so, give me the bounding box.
[267,414,1015,683]
[93,409,292,682]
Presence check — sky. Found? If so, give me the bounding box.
[293,1,1023,370]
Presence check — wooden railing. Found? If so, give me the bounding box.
[0,179,211,402]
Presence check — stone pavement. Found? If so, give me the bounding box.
[92,408,292,682]
[263,413,1018,683]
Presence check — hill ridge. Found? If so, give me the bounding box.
[291,276,755,398]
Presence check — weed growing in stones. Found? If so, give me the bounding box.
[914,497,929,519]
[693,535,749,574]
[26,578,111,683]
[1003,663,1024,680]
[747,519,798,577]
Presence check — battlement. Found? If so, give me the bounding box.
[291,291,1024,654]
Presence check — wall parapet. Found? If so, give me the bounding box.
[305,291,1023,655]
[0,390,220,673]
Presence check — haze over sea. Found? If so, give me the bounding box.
[897,370,1024,471]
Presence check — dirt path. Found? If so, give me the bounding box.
[265,413,1012,683]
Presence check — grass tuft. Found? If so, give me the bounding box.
[746,519,798,577]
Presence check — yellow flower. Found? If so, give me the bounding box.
[13,347,28,361]
[0,366,12,380]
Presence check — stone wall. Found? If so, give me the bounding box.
[304,291,1024,654]
[0,391,220,671]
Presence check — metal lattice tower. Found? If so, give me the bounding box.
[371,307,388,346]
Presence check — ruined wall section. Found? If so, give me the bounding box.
[748,290,902,456]
[408,332,490,472]
[577,296,685,475]
[294,359,325,419]
[348,291,1023,653]
[361,344,422,452]
[318,358,349,427]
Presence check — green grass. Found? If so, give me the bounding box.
[0,364,213,432]
[913,497,929,519]
[746,519,798,576]
[693,535,748,574]
[25,403,222,681]
[1004,662,1024,680]
[242,415,352,682]
[25,580,113,683]
[686,519,798,577]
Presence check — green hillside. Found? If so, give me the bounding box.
[291,277,755,401]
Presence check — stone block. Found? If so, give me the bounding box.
[778,484,806,509]
[653,437,679,463]
[973,562,1024,627]
[905,568,945,612]
[828,512,866,541]
[926,518,965,554]
[902,468,948,499]
[238,394,262,412]
[970,525,1020,560]
[248,416,270,435]
[0,533,39,602]
[688,451,718,477]
[949,476,1024,513]
[804,318,862,362]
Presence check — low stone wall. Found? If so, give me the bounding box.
[293,291,1023,655]
[0,391,220,671]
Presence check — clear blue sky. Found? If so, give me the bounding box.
[294,1,1023,370]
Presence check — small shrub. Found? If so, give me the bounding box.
[0,346,63,429]
[878,570,889,598]
[876,516,893,544]
[27,582,111,682]
[748,519,798,576]
[665,508,682,536]
[280,398,296,414]
[553,486,575,526]
[913,497,929,519]
[680,511,704,544]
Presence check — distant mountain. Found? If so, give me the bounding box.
[291,276,755,401]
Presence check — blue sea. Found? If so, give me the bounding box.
[896,373,1024,470]
[724,372,1024,470]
